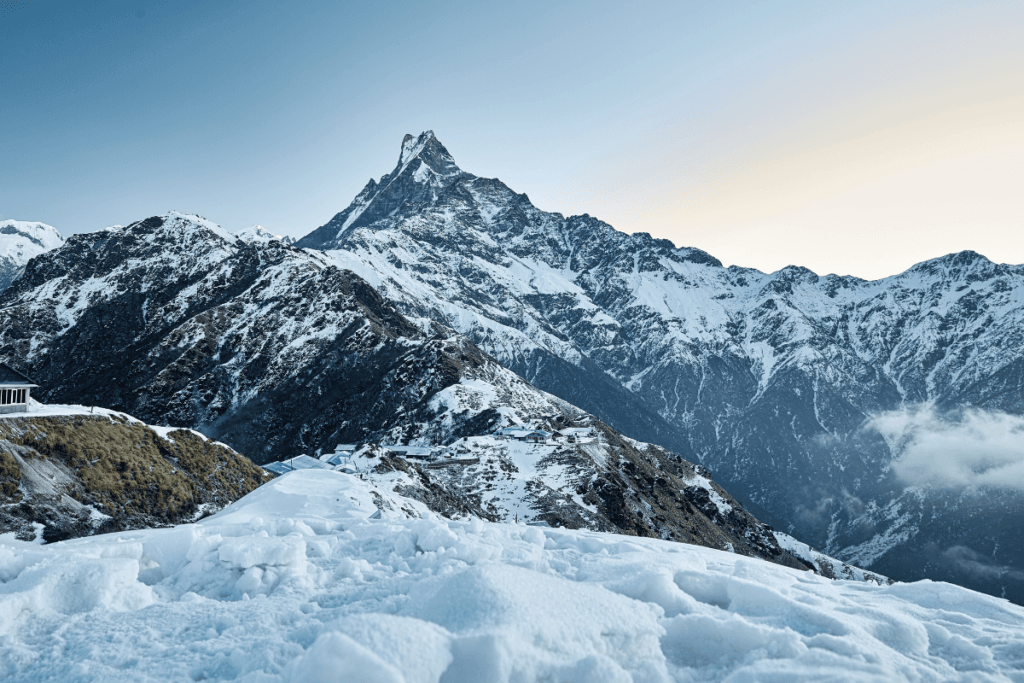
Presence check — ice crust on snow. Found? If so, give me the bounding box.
[2,470,1023,682]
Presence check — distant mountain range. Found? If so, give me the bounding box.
[3,132,1022,601]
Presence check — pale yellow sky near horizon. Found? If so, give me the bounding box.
[546,6,1024,281]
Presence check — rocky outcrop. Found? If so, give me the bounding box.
[0,409,270,542]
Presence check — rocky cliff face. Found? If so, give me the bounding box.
[0,211,811,570]
[0,407,269,542]
[296,132,1024,600]
[0,220,63,293]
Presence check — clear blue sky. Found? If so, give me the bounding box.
[2,0,1021,278]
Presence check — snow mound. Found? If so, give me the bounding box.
[1,470,1023,681]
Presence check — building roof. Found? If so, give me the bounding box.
[0,362,37,386]
[322,452,352,466]
[263,455,333,475]
[383,445,432,457]
[503,429,550,440]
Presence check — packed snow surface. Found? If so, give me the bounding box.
[2,471,1023,682]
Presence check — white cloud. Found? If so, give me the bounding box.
[868,406,1024,490]
[941,545,1024,582]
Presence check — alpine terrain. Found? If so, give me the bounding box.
[295,131,1024,601]
[0,212,818,571]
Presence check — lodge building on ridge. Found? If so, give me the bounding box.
[0,362,38,414]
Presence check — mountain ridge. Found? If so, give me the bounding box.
[296,131,1024,601]
[0,210,816,570]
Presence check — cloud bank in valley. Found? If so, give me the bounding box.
[868,407,1024,490]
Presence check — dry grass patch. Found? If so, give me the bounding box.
[0,450,21,500]
[0,415,270,524]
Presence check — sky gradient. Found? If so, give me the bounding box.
[1,0,1021,279]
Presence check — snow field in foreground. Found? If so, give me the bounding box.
[1,471,1023,682]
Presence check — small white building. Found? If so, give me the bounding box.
[0,362,37,415]
[382,445,433,459]
[495,429,550,443]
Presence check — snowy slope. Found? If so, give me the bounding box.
[1,469,1022,682]
[296,132,1024,598]
[0,220,63,293]
[340,416,805,567]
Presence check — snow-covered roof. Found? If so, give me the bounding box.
[322,452,352,466]
[262,455,333,475]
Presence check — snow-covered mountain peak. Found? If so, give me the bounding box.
[0,220,63,252]
[296,133,471,247]
[290,133,1024,600]
[89,212,240,252]
[399,130,435,165]
[234,224,286,243]
[155,211,238,244]
[904,249,1003,281]
[397,130,463,179]
[0,220,65,292]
